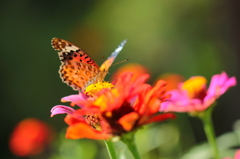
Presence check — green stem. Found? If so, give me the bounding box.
[104,140,118,159]
[121,132,141,159]
[199,106,219,159]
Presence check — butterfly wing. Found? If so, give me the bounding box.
[51,38,99,68]
[59,60,102,91]
[51,38,127,91]
[100,39,127,72]
[51,38,101,91]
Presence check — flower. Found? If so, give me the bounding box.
[160,72,237,113]
[155,73,185,92]
[51,82,114,117]
[222,149,240,159]
[85,82,114,97]
[111,63,149,82]
[9,118,53,157]
[51,72,175,140]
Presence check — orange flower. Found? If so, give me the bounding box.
[156,73,185,92]
[9,118,53,157]
[111,63,149,82]
[61,72,175,140]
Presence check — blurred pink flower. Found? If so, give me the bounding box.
[223,150,240,159]
[160,72,236,112]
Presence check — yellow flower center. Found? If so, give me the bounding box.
[181,76,207,99]
[85,82,114,97]
[93,89,120,111]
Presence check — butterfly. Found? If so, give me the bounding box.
[51,38,127,92]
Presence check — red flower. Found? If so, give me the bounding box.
[9,118,53,157]
[54,72,175,140]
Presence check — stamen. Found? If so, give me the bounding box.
[181,76,207,99]
[85,82,114,97]
[85,113,101,130]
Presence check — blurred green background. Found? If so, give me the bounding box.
[1,0,240,158]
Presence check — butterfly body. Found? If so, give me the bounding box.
[51,38,126,92]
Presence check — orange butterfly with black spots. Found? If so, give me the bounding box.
[51,38,127,92]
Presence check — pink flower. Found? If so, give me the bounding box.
[223,149,240,159]
[51,93,89,117]
[160,72,236,112]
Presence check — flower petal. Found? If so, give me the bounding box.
[207,72,236,97]
[65,122,111,140]
[61,94,88,107]
[234,149,240,159]
[143,113,176,125]
[50,105,75,117]
[160,89,203,112]
[119,112,139,131]
[205,72,236,104]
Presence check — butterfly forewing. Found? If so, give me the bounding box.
[51,38,99,68]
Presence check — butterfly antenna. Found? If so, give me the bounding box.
[112,59,129,66]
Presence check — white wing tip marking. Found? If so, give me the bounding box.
[109,39,127,59]
[117,39,127,52]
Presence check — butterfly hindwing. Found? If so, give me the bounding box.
[59,61,102,91]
